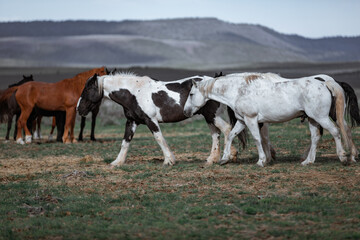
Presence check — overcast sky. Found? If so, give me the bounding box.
[1,0,359,38]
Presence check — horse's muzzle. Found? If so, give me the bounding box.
[183,109,192,118]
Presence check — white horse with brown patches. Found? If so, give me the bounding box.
[77,72,241,167]
[184,73,356,166]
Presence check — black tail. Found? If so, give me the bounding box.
[227,106,247,149]
[337,81,360,127]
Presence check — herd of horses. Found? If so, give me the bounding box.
[0,67,107,144]
[1,67,360,167]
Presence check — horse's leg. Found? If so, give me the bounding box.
[244,116,267,167]
[316,118,348,164]
[213,116,237,161]
[16,109,32,144]
[205,123,221,165]
[62,107,76,143]
[33,116,42,140]
[301,119,322,166]
[70,109,77,143]
[90,105,99,141]
[48,117,56,140]
[260,123,274,164]
[219,120,245,165]
[343,121,358,162]
[13,113,19,140]
[5,114,13,140]
[147,119,175,166]
[78,116,86,141]
[56,113,65,142]
[37,116,42,139]
[110,120,137,167]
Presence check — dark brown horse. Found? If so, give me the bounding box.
[0,67,107,144]
[0,75,34,140]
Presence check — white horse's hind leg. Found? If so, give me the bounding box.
[343,121,358,162]
[244,117,267,167]
[110,120,137,167]
[206,123,221,165]
[301,119,321,166]
[316,118,348,164]
[220,120,245,165]
[260,123,273,164]
[213,116,237,161]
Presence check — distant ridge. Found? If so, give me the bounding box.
[0,18,359,68]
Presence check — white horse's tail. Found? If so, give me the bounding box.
[324,79,350,150]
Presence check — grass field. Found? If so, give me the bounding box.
[1,118,360,239]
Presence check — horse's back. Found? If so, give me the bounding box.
[234,77,332,122]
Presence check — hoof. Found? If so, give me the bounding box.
[206,156,219,165]
[108,164,116,169]
[72,139,78,143]
[163,161,175,166]
[219,159,229,165]
[301,160,312,166]
[16,138,25,145]
[256,161,265,167]
[25,135,32,144]
[48,134,53,141]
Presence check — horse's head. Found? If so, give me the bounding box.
[8,75,34,88]
[184,78,208,117]
[23,74,34,81]
[77,74,103,116]
[97,67,108,76]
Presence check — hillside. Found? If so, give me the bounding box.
[0,18,359,68]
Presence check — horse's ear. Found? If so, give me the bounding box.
[192,79,198,87]
[93,73,99,84]
[23,75,25,78]
[30,74,33,78]
[105,68,110,74]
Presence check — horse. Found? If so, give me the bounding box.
[77,72,242,166]
[223,73,360,165]
[0,67,107,144]
[0,75,34,140]
[184,73,355,166]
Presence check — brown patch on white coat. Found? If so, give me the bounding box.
[245,74,261,84]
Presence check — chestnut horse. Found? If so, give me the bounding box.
[13,67,107,144]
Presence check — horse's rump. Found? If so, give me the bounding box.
[0,86,18,123]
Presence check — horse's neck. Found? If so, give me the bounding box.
[203,79,233,107]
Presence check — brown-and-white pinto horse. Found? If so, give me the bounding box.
[77,72,243,166]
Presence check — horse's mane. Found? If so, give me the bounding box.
[8,75,33,88]
[73,67,105,79]
[110,71,138,77]
[199,77,217,96]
